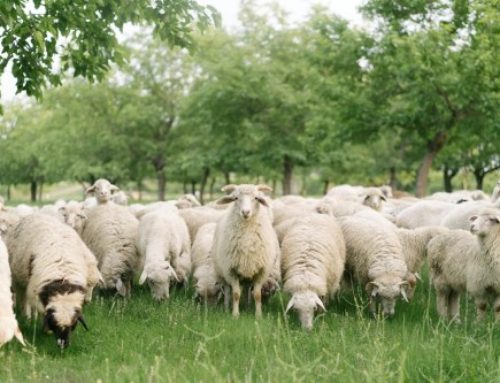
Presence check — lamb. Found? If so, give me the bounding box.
[396,200,454,229]
[138,207,191,300]
[282,214,346,330]
[212,184,279,318]
[191,223,222,304]
[339,214,412,317]
[7,214,101,348]
[85,178,119,204]
[81,203,140,297]
[428,207,500,322]
[0,238,25,347]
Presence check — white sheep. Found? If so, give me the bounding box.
[111,190,128,206]
[360,187,387,211]
[396,200,454,229]
[0,238,25,348]
[7,214,101,348]
[85,178,119,204]
[212,184,279,318]
[179,206,225,243]
[440,200,499,230]
[282,214,346,330]
[340,214,412,317]
[81,203,140,297]
[428,207,500,322]
[138,206,191,300]
[191,223,222,304]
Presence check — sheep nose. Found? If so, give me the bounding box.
[241,210,251,218]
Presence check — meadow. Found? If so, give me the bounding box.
[1,268,500,383]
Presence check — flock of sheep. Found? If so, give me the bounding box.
[0,178,499,349]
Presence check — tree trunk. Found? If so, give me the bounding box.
[443,165,458,193]
[282,155,294,195]
[209,177,216,201]
[6,185,10,201]
[323,180,330,195]
[473,169,485,190]
[136,180,143,201]
[389,167,398,190]
[157,171,166,201]
[199,167,210,205]
[191,181,196,196]
[183,181,188,194]
[224,172,231,185]
[30,181,37,202]
[272,179,277,198]
[416,131,447,197]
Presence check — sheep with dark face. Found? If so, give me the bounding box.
[212,184,279,318]
[7,214,99,348]
[85,179,119,205]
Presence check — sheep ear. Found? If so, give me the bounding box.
[58,206,68,215]
[469,215,478,222]
[363,195,370,202]
[285,296,295,314]
[216,196,236,205]
[400,287,409,303]
[490,215,500,224]
[256,196,269,207]
[380,195,387,201]
[86,185,96,195]
[221,184,237,194]
[116,279,127,296]
[14,326,25,346]
[314,295,326,313]
[256,184,272,193]
[170,267,180,283]
[110,184,119,194]
[139,271,148,285]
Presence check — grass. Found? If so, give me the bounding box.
[2,272,500,383]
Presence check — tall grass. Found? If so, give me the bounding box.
[2,272,500,383]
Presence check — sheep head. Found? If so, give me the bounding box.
[139,261,179,301]
[285,291,326,330]
[360,188,386,211]
[469,208,500,238]
[86,179,119,204]
[366,276,408,318]
[217,184,272,219]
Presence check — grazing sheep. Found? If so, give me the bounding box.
[282,214,346,330]
[212,184,279,318]
[81,203,140,297]
[138,207,191,300]
[396,200,454,229]
[0,238,25,348]
[85,179,119,205]
[179,206,225,243]
[428,208,500,322]
[340,215,412,317]
[7,214,100,348]
[191,223,222,304]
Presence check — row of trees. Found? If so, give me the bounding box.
[0,0,498,201]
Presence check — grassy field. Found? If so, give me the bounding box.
[1,270,500,383]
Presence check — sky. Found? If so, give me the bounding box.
[0,0,364,102]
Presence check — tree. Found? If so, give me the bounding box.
[0,0,218,107]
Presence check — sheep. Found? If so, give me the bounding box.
[0,238,25,347]
[339,214,412,317]
[396,200,454,229]
[81,203,140,297]
[428,207,500,322]
[360,187,387,211]
[315,196,370,218]
[12,204,37,217]
[179,206,225,243]
[58,200,87,233]
[175,194,201,209]
[111,190,128,206]
[282,214,345,330]
[191,223,222,304]
[326,184,365,200]
[7,214,101,348]
[134,202,179,220]
[85,178,119,205]
[137,207,191,300]
[440,200,497,230]
[212,184,279,318]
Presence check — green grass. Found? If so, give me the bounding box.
[2,274,500,383]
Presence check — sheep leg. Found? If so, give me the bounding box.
[494,296,500,322]
[231,281,241,318]
[448,291,461,323]
[253,283,263,319]
[436,291,449,320]
[474,296,488,322]
[223,284,231,311]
